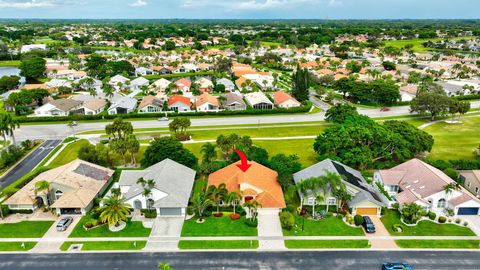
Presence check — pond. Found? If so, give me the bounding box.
[0,66,26,84]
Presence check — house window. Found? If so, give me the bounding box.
[307,197,316,205]
[476,187,479,194]
[437,198,447,208]
[327,198,336,205]
[467,182,471,188]
[146,199,154,209]
[55,190,63,200]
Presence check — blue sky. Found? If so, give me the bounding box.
[0,0,478,19]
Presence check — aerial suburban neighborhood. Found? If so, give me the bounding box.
[0,1,479,269]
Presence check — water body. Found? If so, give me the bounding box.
[0,66,26,84]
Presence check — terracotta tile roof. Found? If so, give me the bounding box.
[271,91,300,105]
[449,193,472,207]
[175,78,192,87]
[168,95,191,107]
[195,93,219,107]
[233,70,258,77]
[207,161,286,208]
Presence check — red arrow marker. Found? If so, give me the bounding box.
[233,148,252,172]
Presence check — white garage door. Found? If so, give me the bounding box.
[159,208,182,216]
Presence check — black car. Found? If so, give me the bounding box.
[362,216,376,233]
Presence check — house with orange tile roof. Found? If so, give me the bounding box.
[271,91,301,109]
[375,159,480,216]
[207,161,286,209]
[168,95,191,112]
[174,78,192,93]
[195,93,219,112]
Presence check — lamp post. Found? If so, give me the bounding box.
[300,207,307,232]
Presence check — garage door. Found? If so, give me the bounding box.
[356,208,378,216]
[159,208,182,216]
[457,207,479,215]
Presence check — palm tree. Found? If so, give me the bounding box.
[99,195,131,227]
[243,200,261,221]
[126,135,140,165]
[443,182,461,200]
[0,113,19,146]
[200,142,216,163]
[190,193,213,221]
[102,84,114,100]
[206,184,227,215]
[226,191,242,215]
[34,180,51,206]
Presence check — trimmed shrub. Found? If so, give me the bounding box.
[464,221,469,226]
[354,215,364,226]
[141,209,157,219]
[392,224,403,233]
[279,211,295,230]
[0,204,9,218]
[337,213,344,220]
[244,219,258,228]
[455,218,461,224]
[326,212,333,217]
[428,211,436,220]
[230,213,240,220]
[438,216,447,224]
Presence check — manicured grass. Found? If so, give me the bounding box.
[383,36,475,53]
[0,242,37,251]
[381,210,475,236]
[69,215,151,238]
[181,213,257,237]
[0,60,21,67]
[49,139,90,167]
[395,240,480,249]
[423,117,480,160]
[178,240,258,250]
[283,216,364,236]
[285,240,370,249]
[60,241,147,251]
[0,221,54,238]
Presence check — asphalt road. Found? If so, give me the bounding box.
[0,140,61,189]
[11,101,480,141]
[0,251,479,270]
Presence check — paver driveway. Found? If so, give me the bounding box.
[257,209,285,250]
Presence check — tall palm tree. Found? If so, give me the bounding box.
[190,193,213,220]
[99,195,131,227]
[243,200,261,221]
[200,142,216,163]
[34,180,51,206]
[443,182,461,200]
[0,113,19,146]
[102,84,114,101]
[226,191,242,215]
[206,184,227,215]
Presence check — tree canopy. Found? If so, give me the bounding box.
[141,136,198,168]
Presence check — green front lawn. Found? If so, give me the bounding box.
[423,117,480,160]
[0,60,21,67]
[0,221,54,238]
[283,216,364,236]
[0,242,37,251]
[178,240,258,249]
[49,139,90,167]
[396,240,480,249]
[181,213,257,237]
[69,215,151,238]
[285,240,370,249]
[60,241,147,251]
[381,210,475,236]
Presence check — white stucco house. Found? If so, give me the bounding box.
[375,159,480,216]
[115,159,196,216]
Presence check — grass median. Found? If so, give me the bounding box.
[60,241,147,251]
[0,242,37,251]
[285,240,370,249]
[178,240,258,250]
[395,240,480,249]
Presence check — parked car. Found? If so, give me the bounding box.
[158,117,169,121]
[382,262,413,270]
[380,107,390,112]
[362,216,376,233]
[56,217,74,232]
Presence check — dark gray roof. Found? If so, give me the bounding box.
[118,159,196,208]
[73,164,112,181]
[293,159,386,207]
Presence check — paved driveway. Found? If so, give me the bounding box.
[257,209,285,250]
[145,216,185,251]
[365,216,397,249]
[31,215,81,253]
[461,216,480,236]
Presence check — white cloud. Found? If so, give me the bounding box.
[328,0,342,6]
[129,0,147,7]
[0,0,57,8]
[181,0,319,11]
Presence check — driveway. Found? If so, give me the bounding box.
[364,216,397,249]
[461,215,480,236]
[257,209,285,250]
[31,215,81,253]
[145,216,185,251]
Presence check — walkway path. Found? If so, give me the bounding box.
[257,209,286,250]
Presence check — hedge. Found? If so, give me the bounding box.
[453,94,480,101]
[14,104,312,123]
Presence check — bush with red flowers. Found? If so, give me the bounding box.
[230,213,240,220]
